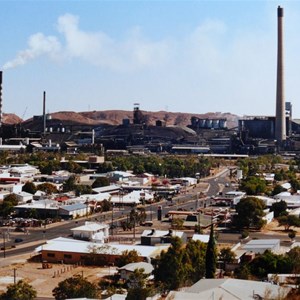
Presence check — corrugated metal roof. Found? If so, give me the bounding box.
[37,237,169,258]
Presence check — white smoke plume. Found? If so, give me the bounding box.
[3,13,170,71]
[3,33,61,70]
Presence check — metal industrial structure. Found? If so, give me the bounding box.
[2,6,300,155]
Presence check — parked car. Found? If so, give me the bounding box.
[14,238,23,243]
[14,227,25,232]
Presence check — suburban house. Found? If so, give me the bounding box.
[141,229,187,246]
[117,262,154,281]
[71,221,109,243]
[15,191,33,203]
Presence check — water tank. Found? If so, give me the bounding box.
[122,118,130,126]
[219,119,227,128]
[212,119,219,129]
[206,119,212,128]
[199,119,206,128]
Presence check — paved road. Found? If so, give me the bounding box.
[0,169,228,257]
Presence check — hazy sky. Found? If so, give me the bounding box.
[1,0,300,119]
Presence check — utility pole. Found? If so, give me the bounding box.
[111,204,114,236]
[13,268,16,284]
[2,231,6,258]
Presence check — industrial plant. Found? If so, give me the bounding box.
[1,6,300,156]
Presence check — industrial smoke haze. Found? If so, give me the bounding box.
[2,33,61,70]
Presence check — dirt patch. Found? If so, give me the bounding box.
[263,219,300,235]
[0,260,117,298]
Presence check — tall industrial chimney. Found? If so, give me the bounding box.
[43,91,46,135]
[275,6,286,143]
[0,71,3,128]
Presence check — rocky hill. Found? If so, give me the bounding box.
[3,113,22,124]
[17,110,239,129]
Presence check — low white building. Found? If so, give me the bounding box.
[71,221,109,243]
[36,237,169,265]
[111,190,153,206]
[15,191,33,203]
[59,203,90,219]
[191,234,210,243]
[242,239,280,254]
[141,229,187,246]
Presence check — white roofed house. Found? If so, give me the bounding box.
[118,262,154,282]
[35,237,169,266]
[141,229,187,246]
[242,239,281,254]
[167,278,291,300]
[15,191,33,204]
[108,171,135,183]
[110,190,153,206]
[59,203,90,220]
[71,221,109,243]
[9,164,40,178]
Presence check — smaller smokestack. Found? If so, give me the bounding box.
[43,91,46,135]
[0,71,3,127]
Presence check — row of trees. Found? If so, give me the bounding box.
[0,150,217,177]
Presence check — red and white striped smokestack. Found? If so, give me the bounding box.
[0,71,2,127]
[275,6,286,143]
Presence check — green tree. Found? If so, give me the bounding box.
[184,240,206,283]
[240,176,267,195]
[3,193,18,205]
[153,237,187,291]
[116,250,141,267]
[287,247,300,274]
[22,181,37,194]
[100,199,112,212]
[290,178,300,193]
[126,268,153,300]
[62,175,77,192]
[64,161,83,173]
[0,194,18,218]
[249,250,291,279]
[205,224,217,278]
[270,200,287,218]
[52,275,99,300]
[272,184,285,196]
[74,185,92,196]
[0,280,37,300]
[234,263,250,280]
[91,176,110,188]
[37,183,58,194]
[232,197,266,230]
[278,215,300,231]
[219,247,235,270]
